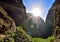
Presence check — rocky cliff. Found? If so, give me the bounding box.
[0,6,16,34]
[0,0,28,26]
[0,0,30,42]
[45,2,55,38]
[46,0,60,42]
[54,0,60,42]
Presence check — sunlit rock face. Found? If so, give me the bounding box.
[0,7,16,33]
[0,0,28,26]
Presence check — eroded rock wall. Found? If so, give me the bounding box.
[0,0,28,26]
[47,0,60,42]
[0,6,16,33]
[0,0,30,42]
[54,0,60,42]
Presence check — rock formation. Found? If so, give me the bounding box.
[0,0,30,42]
[0,6,16,33]
[0,0,28,26]
[46,0,60,42]
[54,0,60,42]
[45,3,55,38]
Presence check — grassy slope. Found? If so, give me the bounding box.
[32,36,54,42]
[17,26,55,42]
[0,26,54,42]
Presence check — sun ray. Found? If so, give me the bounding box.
[31,7,42,17]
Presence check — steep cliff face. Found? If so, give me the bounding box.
[42,2,55,38]
[0,0,28,26]
[0,0,30,42]
[45,3,55,37]
[54,0,60,42]
[46,0,60,42]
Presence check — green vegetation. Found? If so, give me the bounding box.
[0,26,55,42]
[32,36,54,42]
[16,26,32,42]
[17,26,55,42]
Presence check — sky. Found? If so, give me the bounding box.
[23,0,55,21]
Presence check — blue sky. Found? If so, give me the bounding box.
[23,0,55,21]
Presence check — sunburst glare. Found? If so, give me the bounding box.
[31,7,42,17]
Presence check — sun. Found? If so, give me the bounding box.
[31,7,41,17]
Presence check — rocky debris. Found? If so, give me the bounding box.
[0,27,31,42]
[0,6,16,33]
[14,30,29,42]
[13,27,32,42]
[0,34,6,40]
[0,0,28,26]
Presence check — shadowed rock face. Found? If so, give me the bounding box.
[45,3,55,37]
[48,0,60,42]
[0,0,31,42]
[0,0,28,26]
[0,0,22,4]
[54,1,60,42]
[55,0,60,3]
[0,7,16,33]
[0,0,24,8]
[45,0,60,39]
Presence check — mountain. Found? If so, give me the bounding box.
[22,13,45,37]
[23,12,55,38]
